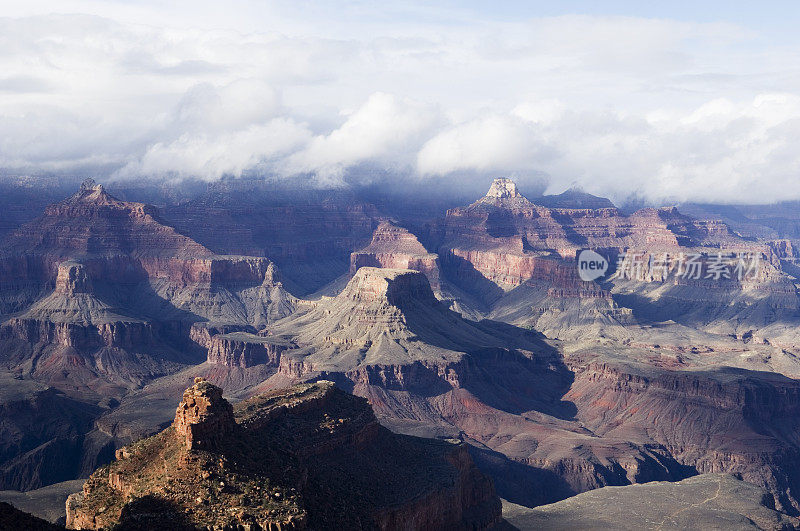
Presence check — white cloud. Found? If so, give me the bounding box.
[285,92,440,183]
[417,114,550,176]
[118,118,312,180]
[1,6,800,203]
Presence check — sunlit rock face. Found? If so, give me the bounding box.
[350,221,441,290]
[172,377,235,452]
[485,178,522,199]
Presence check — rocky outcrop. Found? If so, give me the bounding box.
[188,322,254,350]
[485,178,523,200]
[206,333,291,368]
[172,377,236,452]
[55,262,92,295]
[350,221,441,290]
[67,380,503,530]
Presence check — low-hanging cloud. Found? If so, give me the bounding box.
[2,5,800,204]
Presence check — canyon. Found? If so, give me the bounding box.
[3,177,800,528]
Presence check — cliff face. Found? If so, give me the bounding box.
[350,221,441,291]
[162,184,382,294]
[67,379,502,530]
[0,181,296,327]
[206,333,291,368]
[565,357,800,514]
[0,182,298,396]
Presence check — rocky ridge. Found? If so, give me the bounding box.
[66,378,502,530]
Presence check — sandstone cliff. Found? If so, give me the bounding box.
[350,221,441,291]
[0,180,296,327]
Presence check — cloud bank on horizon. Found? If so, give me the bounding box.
[2,1,800,204]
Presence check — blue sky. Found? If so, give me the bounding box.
[2,1,800,203]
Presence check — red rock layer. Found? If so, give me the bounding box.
[436,179,761,295]
[206,334,290,368]
[444,247,609,298]
[0,319,161,350]
[350,221,441,290]
[565,357,800,514]
[172,377,236,452]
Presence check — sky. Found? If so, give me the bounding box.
[2,1,800,204]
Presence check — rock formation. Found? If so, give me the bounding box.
[429,178,800,344]
[206,333,291,369]
[249,267,800,514]
[266,267,562,375]
[66,379,502,530]
[0,181,300,497]
[484,177,523,200]
[173,377,236,452]
[5,175,800,529]
[350,221,441,291]
[0,182,298,394]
